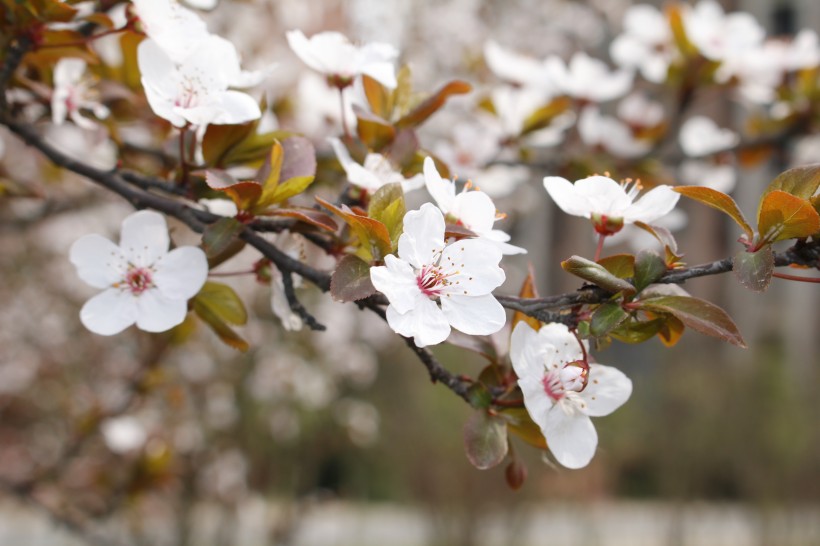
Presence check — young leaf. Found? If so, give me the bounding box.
[633,250,667,292]
[656,314,685,347]
[395,80,472,128]
[634,221,684,266]
[367,183,405,250]
[757,190,820,245]
[193,282,249,352]
[762,163,820,202]
[268,208,338,232]
[674,186,753,239]
[636,295,746,347]
[205,170,262,210]
[597,254,635,279]
[279,136,317,185]
[316,197,392,261]
[362,74,393,120]
[499,408,547,450]
[466,383,493,410]
[258,140,284,199]
[609,317,665,344]
[354,105,396,150]
[512,266,542,332]
[561,255,636,296]
[202,122,256,167]
[733,245,774,292]
[330,255,377,302]
[590,302,629,337]
[201,218,244,259]
[463,411,508,470]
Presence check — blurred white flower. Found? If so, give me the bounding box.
[286,30,398,88]
[138,36,262,128]
[101,416,148,454]
[543,175,679,235]
[483,40,554,93]
[617,93,664,128]
[132,0,210,63]
[370,203,506,347]
[329,137,424,193]
[679,116,739,157]
[69,210,208,335]
[424,157,526,255]
[683,0,765,63]
[578,106,651,159]
[679,160,736,194]
[51,58,109,130]
[610,4,674,83]
[545,52,633,102]
[510,322,632,469]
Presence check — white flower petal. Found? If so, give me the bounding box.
[385,296,450,347]
[70,234,126,289]
[450,190,496,235]
[370,255,421,315]
[397,203,445,269]
[572,176,633,218]
[135,290,188,332]
[439,238,505,295]
[543,176,594,218]
[153,246,208,300]
[623,185,680,224]
[80,288,137,336]
[511,322,554,379]
[581,364,632,417]
[543,408,598,469]
[119,210,170,267]
[423,157,456,214]
[537,322,586,364]
[212,90,262,125]
[440,293,506,336]
[360,61,397,89]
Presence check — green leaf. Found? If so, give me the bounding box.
[634,221,684,266]
[265,176,315,206]
[597,254,635,279]
[733,245,774,293]
[367,183,405,250]
[463,411,508,470]
[193,282,249,352]
[674,186,753,239]
[362,75,393,120]
[762,164,820,202]
[201,218,244,259]
[330,255,377,302]
[395,80,472,128]
[202,122,256,167]
[609,318,664,344]
[637,295,746,348]
[257,140,284,200]
[633,250,667,292]
[757,190,820,244]
[561,255,636,296]
[354,105,396,150]
[590,302,629,337]
[466,383,493,410]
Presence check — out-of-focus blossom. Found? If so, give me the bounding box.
[424,158,526,255]
[679,116,739,157]
[679,160,736,194]
[132,0,210,63]
[610,4,674,83]
[578,106,651,159]
[51,59,109,130]
[490,86,573,146]
[286,30,398,88]
[546,52,633,102]
[101,416,148,454]
[45,124,118,170]
[483,40,554,93]
[329,138,424,193]
[683,0,765,63]
[543,175,680,235]
[138,37,262,128]
[617,92,664,128]
[370,203,506,347]
[69,210,208,335]
[510,322,632,469]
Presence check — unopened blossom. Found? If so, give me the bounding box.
[610,4,675,83]
[679,116,739,157]
[545,52,633,103]
[329,137,424,193]
[286,30,398,88]
[510,322,632,469]
[51,58,109,130]
[69,210,208,335]
[543,175,680,235]
[138,36,261,127]
[424,157,526,255]
[370,203,506,347]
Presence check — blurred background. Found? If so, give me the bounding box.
[1,0,820,545]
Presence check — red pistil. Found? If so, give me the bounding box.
[124,267,153,295]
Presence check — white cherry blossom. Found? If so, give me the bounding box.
[679,116,739,157]
[370,203,506,347]
[132,0,210,63]
[578,106,651,159]
[69,210,208,336]
[286,30,398,89]
[610,4,675,83]
[483,40,554,93]
[138,36,261,128]
[545,52,633,103]
[510,322,632,469]
[51,58,109,130]
[679,160,736,194]
[683,0,765,64]
[423,157,526,255]
[329,137,424,193]
[543,175,680,235]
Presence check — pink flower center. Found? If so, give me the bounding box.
[175,79,200,109]
[542,361,590,401]
[416,265,453,297]
[124,266,154,296]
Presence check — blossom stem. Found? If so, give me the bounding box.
[491,398,525,408]
[594,233,606,261]
[570,328,588,364]
[772,271,820,284]
[178,127,190,188]
[338,87,350,139]
[209,269,256,277]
